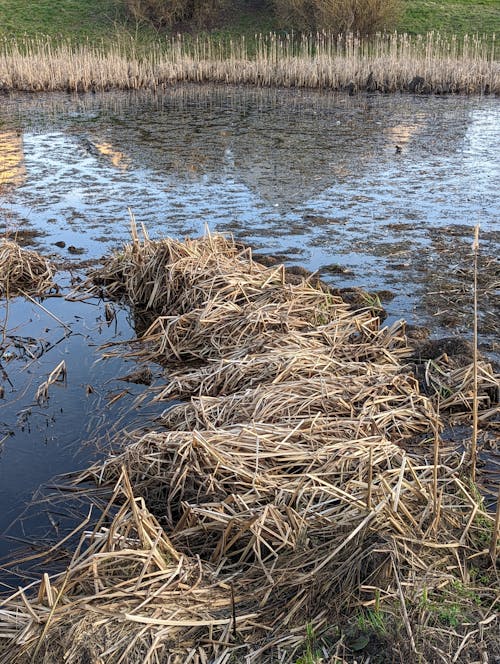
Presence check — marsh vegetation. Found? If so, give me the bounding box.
[0,30,498,93]
[0,231,498,663]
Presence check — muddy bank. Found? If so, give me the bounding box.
[0,233,498,663]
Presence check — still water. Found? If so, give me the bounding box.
[0,86,498,583]
[1,86,498,341]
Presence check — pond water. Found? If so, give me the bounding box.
[0,286,165,590]
[0,86,498,585]
[1,86,498,348]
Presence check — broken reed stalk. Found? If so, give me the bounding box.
[433,421,440,521]
[34,359,67,405]
[470,224,480,482]
[20,289,71,332]
[490,482,500,561]
[366,444,373,511]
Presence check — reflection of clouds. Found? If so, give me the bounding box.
[0,131,26,191]
[93,141,129,170]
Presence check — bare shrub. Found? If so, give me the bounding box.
[125,0,229,29]
[274,0,401,33]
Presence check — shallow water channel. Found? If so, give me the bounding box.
[0,86,498,586]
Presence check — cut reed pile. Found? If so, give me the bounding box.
[0,239,55,298]
[1,230,498,663]
[0,31,498,94]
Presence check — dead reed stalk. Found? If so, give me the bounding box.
[34,359,67,405]
[1,229,499,663]
[490,482,500,561]
[0,32,498,94]
[470,224,480,481]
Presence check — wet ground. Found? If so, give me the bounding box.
[0,86,498,584]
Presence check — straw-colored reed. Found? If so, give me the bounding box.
[0,31,498,93]
[1,230,498,663]
[0,239,56,298]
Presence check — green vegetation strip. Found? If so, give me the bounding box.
[0,0,498,44]
[399,0,500,36]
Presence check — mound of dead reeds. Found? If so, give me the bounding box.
[0,239,55,298]
[1,229,498,663]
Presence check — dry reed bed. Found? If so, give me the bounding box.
[1,231,498,662]
[158,374,436,436]
[0,239,55,298]
[0,32,498,94]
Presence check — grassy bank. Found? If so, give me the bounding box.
[398,0,500,37]
[0,0,499,43]
[0,0,144,42]
[0,232,498,663]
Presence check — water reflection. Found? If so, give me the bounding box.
[0,286,165,587]
[89,140,129,170]
[0,86,498,348]
[0,130,25,191]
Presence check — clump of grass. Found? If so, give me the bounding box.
[0,30,497,93]
[0,238,56,298]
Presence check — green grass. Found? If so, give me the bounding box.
[399,0,500,36]
[0,0,498,44]
[0,0,158,43]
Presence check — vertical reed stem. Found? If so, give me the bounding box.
[367,445,373,510]
[470,225,480,482]
[433,423,439,518]
[489,483,500,561]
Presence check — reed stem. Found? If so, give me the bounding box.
[470,225,480,482]
[490,483,500,561]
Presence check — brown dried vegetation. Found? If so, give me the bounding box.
[0,230,498,663]
[0,31,498,93]
[0,239,56,298]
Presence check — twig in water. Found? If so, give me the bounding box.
[20,289,72,333]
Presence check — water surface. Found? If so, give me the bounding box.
[1,86,498,345]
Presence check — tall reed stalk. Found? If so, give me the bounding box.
[490,483,500,561]
[470,225,480,482]
[0,31,498,93]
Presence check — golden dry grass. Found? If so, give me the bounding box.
[0,31,498,93]
[0,229,498,663]
[0,239,56,298]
